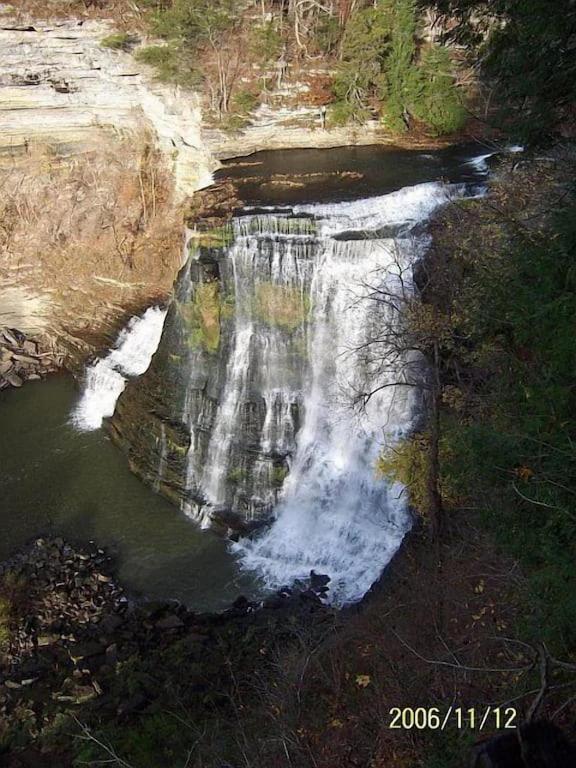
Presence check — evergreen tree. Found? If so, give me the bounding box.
[423,0,576,141]
[408,45,466,135]
[379,0,417,132]
[332,3,392,123]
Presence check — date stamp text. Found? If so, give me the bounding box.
[388,706,518,731]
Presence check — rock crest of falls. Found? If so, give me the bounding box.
[109,180,478,603]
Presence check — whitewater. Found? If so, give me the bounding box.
[70,177,483,606]
[233,181,481,603]
[72,306,167,431]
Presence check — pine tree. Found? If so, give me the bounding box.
[408,46,466,135]
[379,0,417,132]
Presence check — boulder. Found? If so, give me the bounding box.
[69,640,105,663]
[5,372,23,387]
[22,340,38,356]
[1,328,18,346]
[155,615,184,631]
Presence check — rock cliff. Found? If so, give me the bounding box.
[0,14,215,373]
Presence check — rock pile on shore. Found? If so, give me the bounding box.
[0,538,332,764]
[0,328,60,390]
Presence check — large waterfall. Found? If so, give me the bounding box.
[107,177,481,604]
[231,182,472,602]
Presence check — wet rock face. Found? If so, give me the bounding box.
[110,214,315,532]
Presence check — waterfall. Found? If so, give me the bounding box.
[223,181,480,603]
[105,176,482,605]
[72,306,167,431]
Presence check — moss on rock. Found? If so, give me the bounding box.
[180,281,222,354]
[254,283,310,332]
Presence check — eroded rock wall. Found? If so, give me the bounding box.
[0,15,216,372]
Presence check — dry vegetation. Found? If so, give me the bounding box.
[6,0,145,26]
[0,134,183,358]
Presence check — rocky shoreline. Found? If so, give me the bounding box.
[0,537,332,765]
[0,327,61,391]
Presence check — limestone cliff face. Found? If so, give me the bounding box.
[0,17,214,197]
[204,106,385,160]
[0,11,406,375]
[0,15,216,367]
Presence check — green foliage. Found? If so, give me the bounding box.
[271,465,289,488]
[151,0,236,47]
[0,597,11,651]
[312,14,341,55]
[195,225,234,248]
[329,99,370,127]
[231,88,260,115]
[407,46,466,134]
[139,0,237,102]
[331,0,464,134]
[227,467,248,485]
[100,33,138,51]
[73,713,189,768]
[332,4,392,120]
[377,433,431,518]
[424,728,475,768]
[426,0,576,141]
[438,197,576,650]
[249,19,283,66]
[379,0,417,131]
[134,45,202,87]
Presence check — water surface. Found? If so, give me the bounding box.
[0,377,258,610]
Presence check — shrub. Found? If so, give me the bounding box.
[377,433,431,519]
[227,467,248,484]
[332,5,392,123]
[231,89,260,114]
[408,46,466,135]
[0,597,11,652]
[100,33,139,51]
[134,45,202,87]
[249,19,283,66]
[329,99,370,127]
[271,465,289,487]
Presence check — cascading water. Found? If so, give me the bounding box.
[107,174,483,605]
[72,306,167,431]
[229,182,477,603]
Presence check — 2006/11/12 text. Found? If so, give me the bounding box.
[388,706,518,731]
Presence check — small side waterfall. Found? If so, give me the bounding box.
[72,306,167,431]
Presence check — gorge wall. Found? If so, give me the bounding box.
[0,13,215,370]
[0,8,403,377]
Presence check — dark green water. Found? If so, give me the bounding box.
[0,376,259,610]
[217,141,492,205]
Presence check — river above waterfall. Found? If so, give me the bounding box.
[1,144,494,611]
[217,141,493,205]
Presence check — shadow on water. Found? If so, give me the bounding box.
[0,376,260,611]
